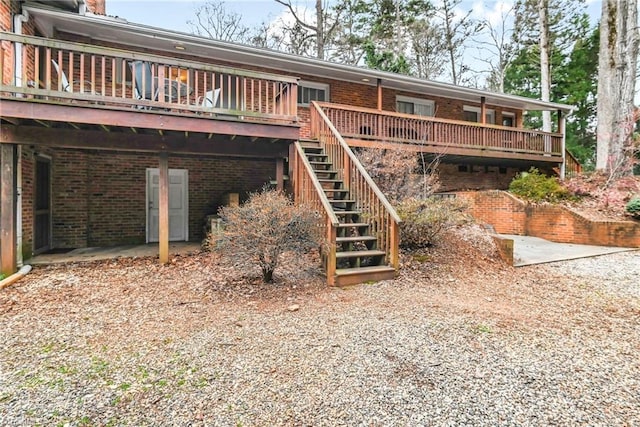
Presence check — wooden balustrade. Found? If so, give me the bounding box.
[317,102,564,157]
[565,150,582,177]
[310,102,401,270]
[0,32,298,123]
[291,142,340,280]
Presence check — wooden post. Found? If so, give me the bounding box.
[389,219,399,270]
[276,157,284,191]
[158,152,169,264]
[291,81,298,118]
[326,218,337,286]
[558,109,566,179]
[377,78,383,111]
[1,144,17,276]
[480,96,487,146]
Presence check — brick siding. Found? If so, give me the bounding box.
[17,147,277,254]
[459,191,640,248]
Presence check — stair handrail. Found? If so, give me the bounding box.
[293,142,340,227]
[292,141,340,284]
[564,149,582,177]
[311,102,401,224]
[310,101,401,270]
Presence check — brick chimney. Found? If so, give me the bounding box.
[84,0,106,15]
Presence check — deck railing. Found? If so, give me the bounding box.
[0,32,298,123]
[565,150,582,177]
[317,102,564,157]
[291,142,340,284]
[310,102,401,271]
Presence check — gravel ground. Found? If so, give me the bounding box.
[1,229,638,426]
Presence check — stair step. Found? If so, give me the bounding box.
[314,169,338,175]
[334,265,396,286]
[336,222,369,228]
[336,236,377,243]
[309,161,332,167]
[329,199,356,204]
[299,138,320,145]
[324,188,349,193]
[336,250,386,259]
[333,210,361,215]
[318,178,343,183]
[305,153,328,158]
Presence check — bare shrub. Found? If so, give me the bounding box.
[213,188,320,283]
[356,148,440,202]
[396,197,472,249]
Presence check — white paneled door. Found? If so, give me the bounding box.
[146,168,188,242]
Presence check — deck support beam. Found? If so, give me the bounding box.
[376,79,382,111]
[158,152,169,264]
[276,157,284,191]
[0,144,17,276]
[558,110,566,179]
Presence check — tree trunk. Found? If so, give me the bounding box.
[316,0,324,60]
[596,0,639,175]
[539,0,552,133]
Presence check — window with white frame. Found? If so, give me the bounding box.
[463,105,495,124]
[396,95,435,116]
[502,112,515,127]
[297,81,329,105]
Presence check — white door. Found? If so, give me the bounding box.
[146,168,189,242]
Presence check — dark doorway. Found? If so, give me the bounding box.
[34,157,51,254]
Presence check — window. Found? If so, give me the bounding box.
[396,95,435,116]
[502,112,515,127]
[463,105,495,124]
[297,81,329,105]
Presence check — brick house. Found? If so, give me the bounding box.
[0,0,576,285]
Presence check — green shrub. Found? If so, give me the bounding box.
[626,197,640,219]
[508,167,569,202]
[214,188,320,283]
[396,196,471,249]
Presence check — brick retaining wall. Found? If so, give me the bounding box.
[458,191,640,248]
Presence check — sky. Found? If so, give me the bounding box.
[106,0,603,38]
[107,0,289,33]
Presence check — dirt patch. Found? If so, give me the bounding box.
[564,174,640,221]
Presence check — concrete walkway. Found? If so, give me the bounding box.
[29,242,202,265]
[502,234,639,267]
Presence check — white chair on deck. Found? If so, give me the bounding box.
[51,59,71,92]
[51,59,97,94]
[200,88,221,109]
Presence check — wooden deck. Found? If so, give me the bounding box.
[0,32,299,143]
[315,102,565,164]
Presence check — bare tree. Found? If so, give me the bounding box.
[274,0,342,59]
[434,0,479,85]
[538,0,552,132]
[408,18,447,80]
[595,0,639,176]
[188,1,251,42]
[474,4,516,93]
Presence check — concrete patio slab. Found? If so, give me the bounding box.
[28,242,203,265]
[502,234,639,267]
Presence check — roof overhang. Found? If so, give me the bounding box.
[23,4,574,114]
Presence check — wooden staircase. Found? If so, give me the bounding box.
[298,139,397,286]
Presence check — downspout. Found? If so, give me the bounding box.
[13,10,30,267]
